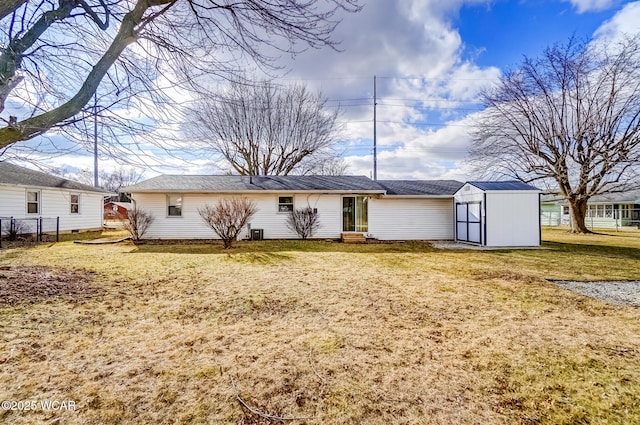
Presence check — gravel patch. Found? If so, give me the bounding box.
[550,280,640,308]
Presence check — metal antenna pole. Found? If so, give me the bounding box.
[373,75,377,181]
[93,92,99,187]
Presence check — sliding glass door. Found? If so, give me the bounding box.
[343,196,368,232]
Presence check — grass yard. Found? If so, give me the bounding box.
[1,229,639,424]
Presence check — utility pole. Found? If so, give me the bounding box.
[373,75,377,181]
[93,92,99,188]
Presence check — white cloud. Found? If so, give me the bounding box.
[258,1,502,180]
[564,0,621,13]
[8,1,500,181]
[593,1,640,41]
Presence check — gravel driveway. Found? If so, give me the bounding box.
[550,280,640,308]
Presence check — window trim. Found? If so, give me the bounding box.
[26,190,40,215]
[167,194,183,217]
[277,196,294,213]
[70,193,80,214]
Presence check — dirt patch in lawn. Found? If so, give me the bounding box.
[0,266,100,306]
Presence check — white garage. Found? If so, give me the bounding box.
[454,181,541,247]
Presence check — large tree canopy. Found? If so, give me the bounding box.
[186,80,346,175]
[470,35,640,233]
[0,0,361,156]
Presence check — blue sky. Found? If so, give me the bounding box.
[458,1,624,68]
[6,0,640,181]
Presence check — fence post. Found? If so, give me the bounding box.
[10,216,14,237]
[39,217,43,241]
[56,217,60,242]
[0,218,2,249]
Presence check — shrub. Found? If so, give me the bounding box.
[286,207,321,239]
[198,198,257,249]
[2,219,29,241]
[124,208,154,241]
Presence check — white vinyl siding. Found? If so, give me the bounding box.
[0,185,104,231]
[368,197,454,240]
[132,192,461,241]
[132,193,344,240]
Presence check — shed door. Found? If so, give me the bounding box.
[456,202,482,244]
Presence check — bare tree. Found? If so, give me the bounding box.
[124,207,154,241]
[0,0,362,155]
[68,167,143,192]
[99,168,144,193]
[286,207,321,239]
[186,80,345,175]
[470,36,640,233]
[198,198,257,249]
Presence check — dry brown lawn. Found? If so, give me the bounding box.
[1,228,639,424]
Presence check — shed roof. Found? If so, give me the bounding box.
[0,162,111,193]
[377,180,464,196]
[124,175,386,193]
[466,181,540,191]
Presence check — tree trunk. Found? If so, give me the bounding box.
[568,198,591,233]
[0,0,27,21]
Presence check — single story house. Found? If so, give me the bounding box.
[541,191,640,229]
[125,175,541,246]
[0,161,111,234]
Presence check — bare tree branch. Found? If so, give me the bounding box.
[0,0,362,160]
[470,35,640,233]
[185,79,345,175]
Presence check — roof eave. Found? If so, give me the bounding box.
[0,182,112,194]
[381,194,454,198]
[128,189,386,194]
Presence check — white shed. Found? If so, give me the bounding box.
[454,181,541,247]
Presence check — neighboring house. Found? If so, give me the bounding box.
[0,162,111,234]
[541,191,640,229]
[104,201,132,221]
[540,194,563,226]
[125,174,541,246]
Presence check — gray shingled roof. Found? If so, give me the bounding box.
[467,181,540,191]
[124,175,387,193]
[377,180,464,196]
[0,162,111,193]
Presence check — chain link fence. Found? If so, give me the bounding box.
[0,217,59,248]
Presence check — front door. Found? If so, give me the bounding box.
[343,196,368,232]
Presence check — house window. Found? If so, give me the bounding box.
[167,195,182,217]
[605,205,613,218]
[70,194,79,214]
[562,206,569,215]
[278,196,294,212]
[587,205,603,218]
[26,191,40,214]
